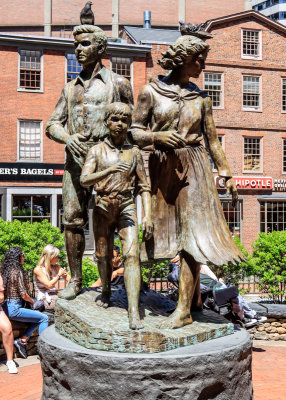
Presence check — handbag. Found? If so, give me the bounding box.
[22,298,45,312]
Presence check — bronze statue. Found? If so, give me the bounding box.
[46,25,133,300]
[80,102,153,329]
[131,35,244,329]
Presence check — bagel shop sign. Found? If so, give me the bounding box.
[0,163,64,182]
[215,176,273,190]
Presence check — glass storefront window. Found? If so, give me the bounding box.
[220,199,242,238]
[12,195,51,223]
[260,201,286,232]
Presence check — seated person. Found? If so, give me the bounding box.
[80,102,153,330]
[200,264,266,327]
[91,245,124,288]
[34,245,70,311]
[2,247,49,359]
[0,274,17,374]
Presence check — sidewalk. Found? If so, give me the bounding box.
[1,342,286,400]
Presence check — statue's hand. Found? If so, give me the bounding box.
[154,131,186,149]
[225,178,238,207]
[109,162,130,173]
[143,217,154,240]
[66,133,88,158]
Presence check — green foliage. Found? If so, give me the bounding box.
[0,218,67,272]
[216,237,254,286]
[82,258,99,287]
[141,260,169,283]
[251,231,286,303]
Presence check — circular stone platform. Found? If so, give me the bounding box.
[38,325,253,400]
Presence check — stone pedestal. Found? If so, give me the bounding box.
[38,326,253,400]
[55,290,234,353]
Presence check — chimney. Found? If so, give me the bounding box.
[144,11,151,29]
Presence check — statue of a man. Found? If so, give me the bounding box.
[46,25,133,300]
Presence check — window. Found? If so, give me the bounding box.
[243,138,261,172]
[18,120,42,161]
[66,53,82,83]
[254,0,286,11]
[260,201,286,232]
[204,72,223,108]
[283,139,286,173]
[282,79,286,112]
[209,135,223,171]
[243,75,261,110]
[111,57,132,81]
[19,49,42,90]
[220,199,242,238]
[12,195,51,223]
[242,30,261,59]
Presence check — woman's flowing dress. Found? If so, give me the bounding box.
[131,77,244,266]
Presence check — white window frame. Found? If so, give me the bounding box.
[203,71,224,109]
[282,138,286,174]
[110,56,133,87]
[281,77,286,113]
[17,48,43,93]
[242,74,262,112]
[241,29,262,60]
[242,136,263,174]
[17,119,43,162]
[65,52,82,84]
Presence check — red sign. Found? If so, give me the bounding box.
[216,176,273,190]
[54,169,64,175]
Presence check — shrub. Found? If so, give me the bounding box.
[252,231,286,303]
[0,218,67,272]
[82,258,99,287]
[211,237,254,287]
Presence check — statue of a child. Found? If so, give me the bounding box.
[80,102,153,329]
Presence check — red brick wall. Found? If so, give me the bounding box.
[0,0,247,33]
[0,1,44,25]
[186,0,247,24]
[0,45,65,165]
[119,0,178,26]
[52,0,112,25]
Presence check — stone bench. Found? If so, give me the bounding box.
[248,303,286,341]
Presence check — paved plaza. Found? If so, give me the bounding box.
[0,341,285,400]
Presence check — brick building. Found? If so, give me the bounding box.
[1,7,286,253]
[0,32,151,249]
[0,0,252,38]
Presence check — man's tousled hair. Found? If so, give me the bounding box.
[73,25,107,53]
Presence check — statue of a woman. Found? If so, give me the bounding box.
[131,35,244,329]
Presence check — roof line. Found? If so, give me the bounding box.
[205,10,286,34]
[0,32,152,54]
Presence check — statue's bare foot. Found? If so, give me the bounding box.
[129,312,143,330]
[96,292,110,308]
[159,309,193,329]
[58,281,81,300]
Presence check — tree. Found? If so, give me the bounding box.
[0,218,67,271]
[252,231,286,303]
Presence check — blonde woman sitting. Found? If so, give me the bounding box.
[34,245,70,311]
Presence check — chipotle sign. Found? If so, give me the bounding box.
[216,176,273,190]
